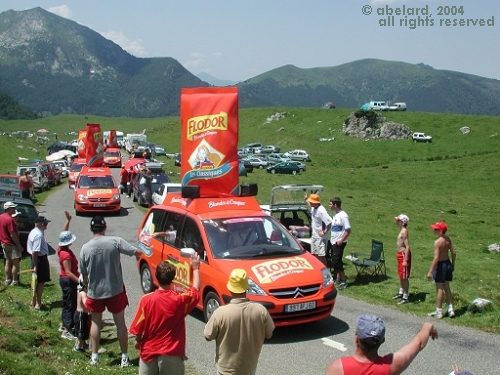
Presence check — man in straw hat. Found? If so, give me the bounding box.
[204,268,275,375]
[305,192,332,266]
[325,314,438,375]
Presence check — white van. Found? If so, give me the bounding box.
[389,102,407,111]
[16,165,50,192]
[360,101,389,111]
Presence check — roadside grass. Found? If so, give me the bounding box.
[0,108,499,337]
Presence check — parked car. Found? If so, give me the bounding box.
[260,184,323,251]
[267,153,291,165]
[389,102,407,111]
[0,196,38,254]
[284,149,311,162]
[135,188,336,326]
[39,162,62,187]
[16,165,50,192]
[52,160,69,177]
[74,166,121,215]
[154,146,167,156]
[102,147,122,168]
[132,162,171,207]
[240,159,254,173]
[261,145,280,153]
[360,101,390,111]
[245,157,268,169]
[152,182,182,205]
[47,141,77,155]
[266,161,301,175]
[0,175,23,197]
[290,161,307,172]
[412,132,432,143]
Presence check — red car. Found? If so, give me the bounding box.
[68,158,87,188]
[102,148,122,168]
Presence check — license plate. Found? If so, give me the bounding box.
[93,204,106,208]
[285,301,316,313]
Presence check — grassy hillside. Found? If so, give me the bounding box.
[1,108,499,332]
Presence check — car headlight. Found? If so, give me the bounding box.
[77,194,87,202]
[321,268,334,288]
[247,277,268,296]
[112,193,120,200]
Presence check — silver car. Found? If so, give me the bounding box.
[261,145,280,153]
[246,157,269,169]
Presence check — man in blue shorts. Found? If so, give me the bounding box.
[427,222,456,319]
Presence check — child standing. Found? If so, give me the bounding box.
[73,279,90,352]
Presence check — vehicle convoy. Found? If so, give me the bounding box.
[73,166,121,215]
[136,185,337,326]
[125,133,148,155]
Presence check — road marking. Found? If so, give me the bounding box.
[321,338,347,352]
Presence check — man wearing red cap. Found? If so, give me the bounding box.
[427,222,456,319]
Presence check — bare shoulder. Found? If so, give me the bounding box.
[324,358,344,375]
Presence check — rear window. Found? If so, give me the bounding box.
[71,163,85,172]
[104,151,121,157]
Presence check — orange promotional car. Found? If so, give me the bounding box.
[136,185,337,327]
[67,158,87,188]
[102,147,122,168]
[74,166,121,215]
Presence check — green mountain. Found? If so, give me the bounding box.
[0,7,207,117]
[1,7,500,117]
[0,90,37,120]
[237,61,500,115]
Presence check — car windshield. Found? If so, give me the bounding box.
[71,163,85,172]
[77,175,116,189]
[202,216,303,259]
[104,151,120,157]
[14,203,37,219]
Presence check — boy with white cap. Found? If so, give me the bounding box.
[0,201,24,285]
[393,214,411,305]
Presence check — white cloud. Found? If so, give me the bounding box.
[211,52,222,58]
[183,52,204,69]
[47,5,73,19]
[99,30,146,56]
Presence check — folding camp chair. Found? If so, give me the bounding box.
[350,239,386,278]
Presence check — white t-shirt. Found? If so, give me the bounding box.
[330,210,351,243]
[310,205,332,239]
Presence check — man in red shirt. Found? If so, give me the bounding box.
[130,252,200,375]
[0,202,24,285]
[324,314,438,375]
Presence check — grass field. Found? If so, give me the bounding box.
[0,107,499,373]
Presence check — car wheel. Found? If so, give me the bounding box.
[426,140,430,143]
[300,168,305,173]
[259,165,264,169]
[140,263,155,293]
[292,170,297,175]
[303,158,307,162]
[132,192,138,202]
[204,291,221,322]
[413,139,417,143]
[271,169,276,174]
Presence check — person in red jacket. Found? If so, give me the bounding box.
[119,165,129,195]
[324,314,438,375]
[127,166,137,198]
[0,202,24,285]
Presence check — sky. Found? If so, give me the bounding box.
[1,0,499,82]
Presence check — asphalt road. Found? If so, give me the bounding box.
[42,167,499,375]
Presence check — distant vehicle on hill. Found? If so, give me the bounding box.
[360,101,389,111]
[390,102,407,111]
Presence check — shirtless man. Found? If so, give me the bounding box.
[393,214,411,305]
[427,222,456,319]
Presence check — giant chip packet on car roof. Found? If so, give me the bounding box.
[77,129,87,158]
[85,123,105,167]
[107,129,118,148]
[180,87,239,197]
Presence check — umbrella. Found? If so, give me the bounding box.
[36,129,50,134]
[46,151,69,161]
[124,158,146,170]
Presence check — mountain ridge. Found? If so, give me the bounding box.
[1,7,500,117]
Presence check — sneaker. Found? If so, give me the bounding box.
[61,331,76,340]
[338,281,348,290]
[428,309,443,319]
[11,280,19,286]
[120,356,130,368]
[89,357,99,366]
[392,293,403,300]
[397,298,409,305]
[333,279,341,285]
[4,279,12,285]
[58,324,65,333]
[73,344,84,352]
[448,309,455,318]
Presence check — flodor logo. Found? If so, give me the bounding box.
[187,112,228,140]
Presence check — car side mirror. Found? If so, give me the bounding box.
[180,248,196,258]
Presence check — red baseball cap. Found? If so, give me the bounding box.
[431,222,448,233]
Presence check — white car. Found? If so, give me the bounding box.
[284,149,311,162]
[412,132,432,143]
[245,157,269,169]
[152,182,182,205]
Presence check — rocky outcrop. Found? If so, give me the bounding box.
[342,112,412,140]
